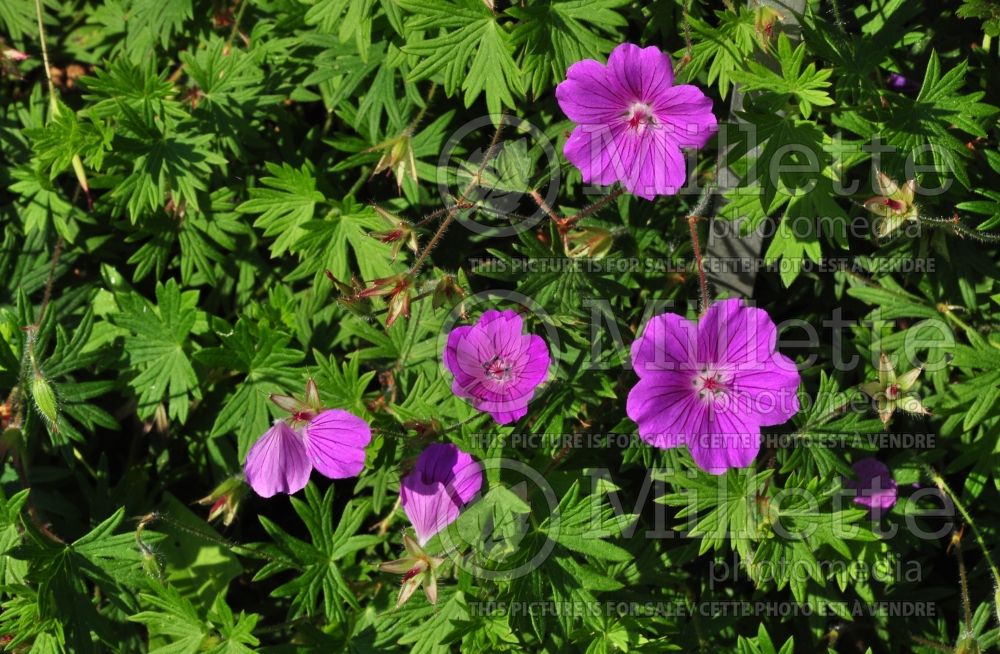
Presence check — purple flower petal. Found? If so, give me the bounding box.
[630,310,698,376]
[304,409,372,479]
[555,59,628,123]
[626,375,702,449]
[655,85,718,149]
[443,311,550,425]
[627,298,800,474]
[607,43,674,101]
[401,443,483,545]
[845,458,897,511]
[685,408,761,475]
[556,42,717,200]
[885,73,917,94]
[244,421,312,498]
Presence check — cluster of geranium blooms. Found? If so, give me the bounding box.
[241,43,904,605]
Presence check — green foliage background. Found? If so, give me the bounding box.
[1,0,1000,651]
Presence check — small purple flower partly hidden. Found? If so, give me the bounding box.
[244,409,371,498]
[885,72,917,94]
[844,457,897,512]
[444,310,549,425]
[555,42,718,200]
[401,443,483,546]
[626,298,801,474]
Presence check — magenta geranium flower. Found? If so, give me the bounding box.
[555,42,718,200]
[401,443,483,546]
[626,298,800,474]
[844,458,897,512]
[443,310,549,424]
[244,409,371,497]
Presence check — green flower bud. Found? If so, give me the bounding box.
[30,372,59,431]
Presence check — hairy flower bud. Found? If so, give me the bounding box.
[30,372,59,431]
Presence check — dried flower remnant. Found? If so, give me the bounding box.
[859,353,930,427]
[863,171,919,239]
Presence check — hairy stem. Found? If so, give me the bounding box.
[926,466,1000,625]
[408,114,506,277]
[688,215,710,315]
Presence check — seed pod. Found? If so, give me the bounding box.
[30,372,59,430]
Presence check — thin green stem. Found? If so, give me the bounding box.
[405,83,437,135]
[925,466,1000,626]
[939,306,978,341]
[33,0,56,104]
[952,529,973,632]
[226,0,250,49]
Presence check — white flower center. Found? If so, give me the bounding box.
[483,354,513,382]
[625,102,656,132]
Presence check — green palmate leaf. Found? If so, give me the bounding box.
[658,467,772,562]
[80,58,188,124]
[123,0,193,61]
[8,165,78,237]
[753,476,880,603]
[0,0,34,41]
[880,50,997,188]
[957,0,1000,35]
[25,102,112,180]
[398,0,523,115]
[304,0,378,57]
[731,35,834,119]
[540,478,634,562]
[676,7,757,98]
[130,581,260,654]
[237,161,325,256]
[251,485,377,620]
[313,352,378,417]
[288,199,397,283]
[110,112,226,222]
[737,623,795,654]
[111,279,201,423]
[507,0,628,97]
[130,583,206,654]
[196,318,305,457]
[15,508,163,650]
[156,494,243,613]
[391,590,469,654]
[179,37,268,155]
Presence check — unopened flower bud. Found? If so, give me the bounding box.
[327,271,375,318]
[754,6,784,48]
[30,372,59,431]
[2,48,28,62]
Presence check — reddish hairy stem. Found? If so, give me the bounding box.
[687,215,710,314]
[408,115,506,277]
[570,187,624,224]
